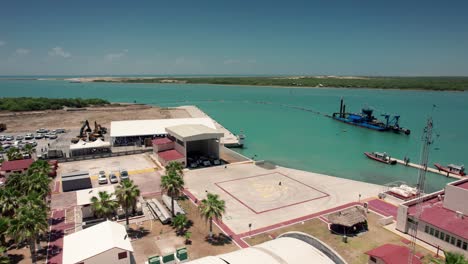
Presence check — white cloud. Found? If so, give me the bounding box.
[48,46,71,58]
[15,48,30,55]
[105,50,128,61]
[0,41,5,47]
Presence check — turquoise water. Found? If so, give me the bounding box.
[1,80,466,192]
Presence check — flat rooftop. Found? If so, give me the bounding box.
[110,118,216,137]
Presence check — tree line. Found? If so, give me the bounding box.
[0,97,110,111]
[99,76,468,91]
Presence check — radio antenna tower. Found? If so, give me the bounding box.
[408,117,434,264]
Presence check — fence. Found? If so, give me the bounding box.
[50,148,153,163]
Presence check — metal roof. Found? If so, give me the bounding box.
[62,221,133,264]
[166,124,223,141]
[110,118,216,138]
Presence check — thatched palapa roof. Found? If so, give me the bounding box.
[327,206,367,227]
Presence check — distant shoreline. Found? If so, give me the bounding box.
[1,76,467,91]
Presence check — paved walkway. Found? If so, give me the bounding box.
[184,189,361,249]
[367,199,398,218]
[46,209,75,264]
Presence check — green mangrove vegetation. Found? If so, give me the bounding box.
[102,76,468,91]
[0,97,110,111]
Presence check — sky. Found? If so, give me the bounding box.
[0,0,467,76]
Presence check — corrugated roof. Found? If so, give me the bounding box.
[158,149,185,161]
[63,221,133,264]
[166,124,223,141]
[110,118,216,138]
[0,159,34,171]
[365,244,422,264]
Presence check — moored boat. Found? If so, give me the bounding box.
[434,163,465,176]
[364,152,397,165]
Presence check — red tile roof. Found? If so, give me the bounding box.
[456,181,468,190]
[152,138,173,145]
[158,150,184,161]
[1,159,34,171]
[365,244,422,264]
[408,197,468,240]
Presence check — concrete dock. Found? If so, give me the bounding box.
[178,105,243,147]
[393,157,463,180]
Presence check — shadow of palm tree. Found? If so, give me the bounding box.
[7,254,24,264]
[127,227,150,239]
[205,233,233,246]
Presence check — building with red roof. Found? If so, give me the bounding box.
[0,158,34,177]
[152,137,175,153]
[365,244,422,264]
[396,178,468,257]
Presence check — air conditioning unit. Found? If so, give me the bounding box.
[456,211,464,219]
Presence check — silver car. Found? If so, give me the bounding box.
[98,171,108,184]
[109,173,119,184]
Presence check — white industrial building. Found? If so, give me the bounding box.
[153,124,223,167]
[110,118,217,146]
[396,178,468,257]
[62,221,133,264]
[185,232,347,264]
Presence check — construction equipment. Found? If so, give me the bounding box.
[71,120,93,143]
[408,117,433,264]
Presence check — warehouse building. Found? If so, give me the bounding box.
[153,124,223,167]
[110,118,217,146]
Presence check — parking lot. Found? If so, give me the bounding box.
[58,154,162,195]
[0,127,78,158]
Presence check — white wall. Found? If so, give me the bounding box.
[80,248,131,264]
[444,185,468,215]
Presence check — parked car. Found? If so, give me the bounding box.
[35,134,44,139]
[25,141,37,147]
[36,128,49,134]
[0,135,5,141]
[15,135,24,140]
[120,169,129,181]
[48,134,58,139]
[98,171,108,184]
[56,128,66,133]
[110,173,118,184]
[5,136,14,141]
[25,133,34,140]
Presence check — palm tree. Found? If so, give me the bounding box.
[172,214,188,235]
[21,172,51,199]
[6,147,22,161]
[161,172,184,217]
[0,246,9,264]
[443,251,467,264]
[5,172,24,192]
[115,179,140,227]
[199,192,225,238]
[0,187,20,216]
[28,160,50,176]
[23,144,35,157]
[8,204,48,264]
[0,217,9,247]
[90,191,118,220]
[165,161,184,177]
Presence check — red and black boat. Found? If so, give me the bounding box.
[364,152,397,165]
[434,163,465,176]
